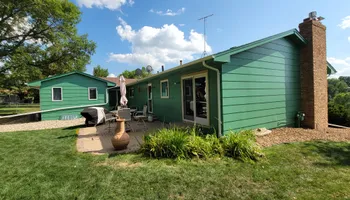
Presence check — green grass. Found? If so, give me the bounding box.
[0,128,350,199]
[0,104,40,115]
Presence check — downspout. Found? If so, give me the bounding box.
[202,60,222,137]
[0,86,119,119]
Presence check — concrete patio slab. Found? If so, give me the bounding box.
[76,121,169,155]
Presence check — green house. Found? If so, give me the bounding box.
[28,72,116,120]
[127,28,336,136]
[27,15,336,136]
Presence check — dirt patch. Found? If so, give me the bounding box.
[256,127,350,147]
[97,161,143,169]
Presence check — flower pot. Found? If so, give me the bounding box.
[111,119,130,150]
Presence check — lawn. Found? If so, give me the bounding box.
[0,128,349,199]
[0,104,40,115]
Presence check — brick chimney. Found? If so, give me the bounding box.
[298,11,328,130]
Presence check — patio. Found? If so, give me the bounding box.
[76,120,190,155]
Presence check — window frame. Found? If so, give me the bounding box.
[160,79,169,99]
[129,87,135,98]
[52,87,63,101]
[88,87,98,100]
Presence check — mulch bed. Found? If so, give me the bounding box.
[256,127,350,147]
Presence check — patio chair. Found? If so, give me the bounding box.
[104,111,117,134]
[133,105,148,131]
[117,108,134,132]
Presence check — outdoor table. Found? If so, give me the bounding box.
[130,109,136,116]
[110,110,118,117]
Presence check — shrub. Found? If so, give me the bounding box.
[141,127,262,162]
[329,93,350,126]
[187,135,212,158]
[221,130,262,162]
[141,128,189,159]
[205,134,225,157]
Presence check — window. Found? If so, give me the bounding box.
[160,79,169,98]
[52,87,62,101]
[88,87,97,100]
[129,88,134,98]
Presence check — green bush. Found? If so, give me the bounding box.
[328,92,350,126]
[141,127,262,162]
[142,128,189,159]
[221,130,262,162]
[187,135,212,158]
[205,134,225,157]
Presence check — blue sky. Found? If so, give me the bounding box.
[74,0,350,77]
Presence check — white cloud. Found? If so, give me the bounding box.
[109,18,211,70]
[328,57,350,66]
[328,57,350,78]
[179,24,185,27]
[149,7,185,16]
[339,16,350,29]
[108,73,116,77]
[1,17,44,45]
[76,0,132,10]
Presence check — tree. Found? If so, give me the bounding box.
[339,76,350,87]
[0,0,96,98]
[120,70,136,78]
[120,67,152,79]
[93,65,109,77]
[329,93,350,126]
[327,78,348,100]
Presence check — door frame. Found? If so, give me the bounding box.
[147,83,153,113]
[181,71,209,126]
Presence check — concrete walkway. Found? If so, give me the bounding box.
[0,118,85,132]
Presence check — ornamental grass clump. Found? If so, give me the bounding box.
[141,128,189,159]
[141,127,262,162]
[187,134,212,158]
[221,130,263,162]
[205,134,225,157]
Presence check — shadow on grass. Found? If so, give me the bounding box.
[63,125,85,130]
[57,134,78,139]
[302,141,350,167]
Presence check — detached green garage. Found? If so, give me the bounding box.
[28,72,116,120]
[127,15,336,136]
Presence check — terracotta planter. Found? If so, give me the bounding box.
[111,119,130,150]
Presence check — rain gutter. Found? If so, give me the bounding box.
[202,60,222,137]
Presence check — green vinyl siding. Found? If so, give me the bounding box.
[127,63,219,131]
[40,73,108,120]
[221,38,301,132]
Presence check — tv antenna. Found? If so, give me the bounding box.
[198,14,213,57]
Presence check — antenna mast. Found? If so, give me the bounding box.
[198,14,213,57]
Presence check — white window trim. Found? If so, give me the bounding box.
[88,87,98,100]
[160,79,169,99]
[52,87,63,101]
[180,72,209,126]
[129,87,134,98]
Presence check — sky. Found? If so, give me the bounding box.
[73,0,350,77]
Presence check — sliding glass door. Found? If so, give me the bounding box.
[182,73,208,126]
[194,76,208,125]
[183,78,194,121]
